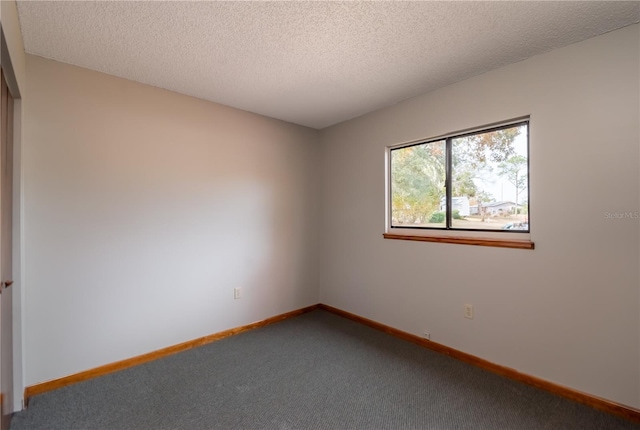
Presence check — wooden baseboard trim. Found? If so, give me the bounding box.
[0,392,12,430]
[24,304,320,404]
[318,303,640,423]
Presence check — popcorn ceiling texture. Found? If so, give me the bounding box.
[16,1,640,129]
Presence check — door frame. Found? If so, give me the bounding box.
[0,65,14,430]
[0,25,24,415]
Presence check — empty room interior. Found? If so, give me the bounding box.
[1,1,640,429]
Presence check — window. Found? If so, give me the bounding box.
[386,119,533,249]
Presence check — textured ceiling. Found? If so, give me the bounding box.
[15,1,640,129]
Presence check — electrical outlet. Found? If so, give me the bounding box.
[464,304,474,319]
[234,287,241,300]
[422,330,431,340]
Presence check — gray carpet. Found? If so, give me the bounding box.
[10,310,640,429]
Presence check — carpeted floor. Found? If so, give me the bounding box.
[10,309,640,429]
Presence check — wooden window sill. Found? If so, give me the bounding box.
[383,233,534,250]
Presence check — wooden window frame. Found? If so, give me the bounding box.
[385,118,534,250]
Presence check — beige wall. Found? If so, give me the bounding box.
[319,24,640,407]
[23,55,320,386]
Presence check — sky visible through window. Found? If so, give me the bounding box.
[478,132,527,203]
